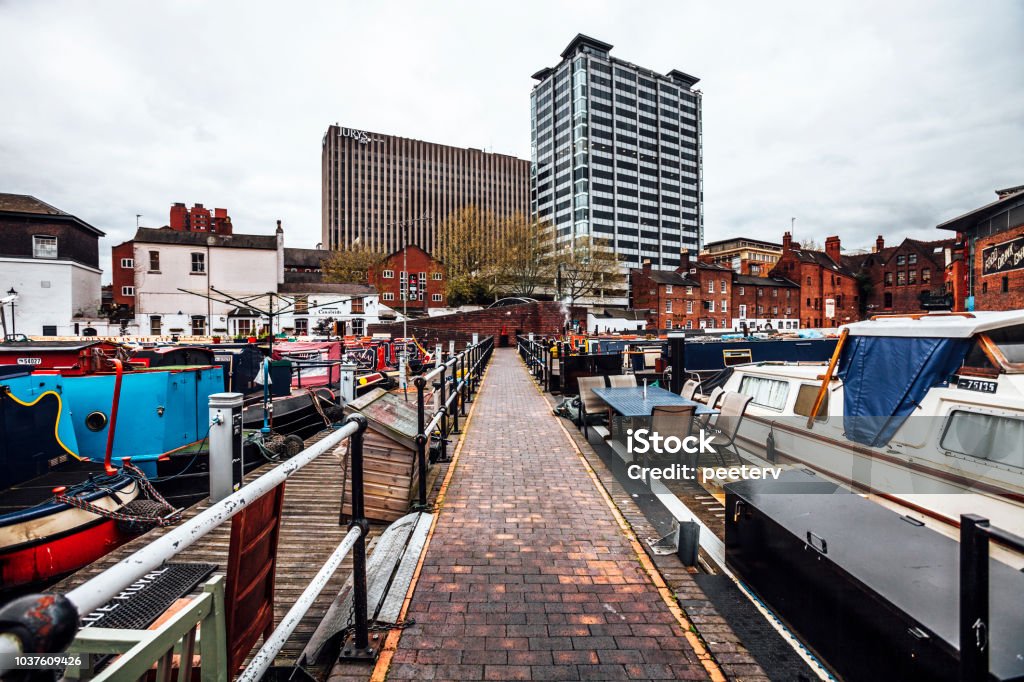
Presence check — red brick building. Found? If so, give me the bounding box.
[629,254,733,331]
[938,185,1024,312]
[367,245,447,312]
[771,232,860,328]
[731,274,801,330]
[169,202,232,234]
[850,235,955,315]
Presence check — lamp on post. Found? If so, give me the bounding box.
[6,288,16,336]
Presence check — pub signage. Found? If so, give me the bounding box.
[982,236,1024,276]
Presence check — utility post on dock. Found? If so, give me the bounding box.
[208,392,244,502]
[338,362,357,407]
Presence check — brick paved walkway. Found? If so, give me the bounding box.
[385,349,711,681]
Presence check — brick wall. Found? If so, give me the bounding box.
[974,223,1024,310]
[111,241,135,307]
[369,245,446,310]
[368,301,568,344]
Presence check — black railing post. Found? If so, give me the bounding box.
[450,364,461,434]
[960,514,990,682]
[340,413,375,660]
[414,376,428,509]
[460,352,468,415]
[438,363,448,460]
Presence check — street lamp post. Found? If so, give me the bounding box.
[6,288,16,336]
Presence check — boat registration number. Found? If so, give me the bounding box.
[956,377,997,394]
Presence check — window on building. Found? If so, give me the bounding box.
[685,320,693,329]
[120,258,134,268]
[294,318,309,335]
[922,269,931,283]
[42,325,57,336]
[432,293,443,302]
[121,286,134,297]
[149,251,160,272]
[738,286,745,295]
[686,300,693,314]
[884,292,893,308]
[772,288,778,297]
[686,286,693,295]
[150,315,161,335]
[1003,276,1010,293]
[191,252,206,273]
[757,305,764,315]
[236,318,253,336]
[738,304,747,319]
[720,280,727,293]
[383,270,394,279]
[351,297,364,313]
[382,292,395,301]
[885,272,893,286]
[806,276,811,285]
[721,300,728,313]
[665,284,673,294]
[33,235,58,259]
[432,272,443,280]
[897,255,906,265]
[897,271,906,286]
[757,288,763,297]
[351,318,365,336]
[908,270,917,285]
[982,281,988,293]
[908,253,918,265]
[293,295,308,313]
[707,280,715,293]
[666,300,673,313]
[665,320,673,330]
[191,316,206,335]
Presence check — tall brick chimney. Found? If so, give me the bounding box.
[782,231,793,252]
[642,259,652,273]
[825,235,841,263]
[679,250,691,271]
[875,235,885,253]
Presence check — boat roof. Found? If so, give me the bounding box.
[0,340,107,352]
[841,311,1024,338]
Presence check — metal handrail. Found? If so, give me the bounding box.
[239,525,363,681]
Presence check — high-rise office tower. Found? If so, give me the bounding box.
[530,35,703,269]
[321,125,530,254]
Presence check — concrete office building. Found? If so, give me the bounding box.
[530,34,703,269]
[321,125,530,254]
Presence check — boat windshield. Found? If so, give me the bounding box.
[963,324,1024,372]
[987,324,1024,364]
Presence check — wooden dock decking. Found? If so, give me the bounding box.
[54,430,373,669]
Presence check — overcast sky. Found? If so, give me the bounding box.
[1,1,1021,281]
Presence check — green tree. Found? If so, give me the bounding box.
[499,215,555,297]
[322,246,385,285]
[434,206,502,305]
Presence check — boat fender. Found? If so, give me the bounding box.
[284,434,304,458]
[766,424,777,463]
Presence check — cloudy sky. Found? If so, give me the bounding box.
[1,1,1021,280]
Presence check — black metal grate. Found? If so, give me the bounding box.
[80,563,217,630]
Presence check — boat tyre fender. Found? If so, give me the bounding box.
[284,434,305,458]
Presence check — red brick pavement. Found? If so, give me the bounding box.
[384,349,712,681]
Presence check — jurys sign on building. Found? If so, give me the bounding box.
[982,236,1024,276]
[339,127,378,145]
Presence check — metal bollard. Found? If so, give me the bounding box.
[414,376,428,509]
[339,362,357,407]
[209,392,244,503]
[339,414,375,661]
[438,364,448,461]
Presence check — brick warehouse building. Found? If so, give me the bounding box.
[771,232,859,328]
[700,237,783,276]
[730,274,800,330]
[367,245,447,313]
[938,185,1024,311]
[848,235,955,315]
[629,253,733,331]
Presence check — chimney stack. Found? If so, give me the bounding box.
[875,235,885,253]
[642,258,652,273]
[825,235,841,263]
[782,231,793,251]
[679,250,691,271]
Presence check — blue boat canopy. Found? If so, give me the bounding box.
[836,335,971,447]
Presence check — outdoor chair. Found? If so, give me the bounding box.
[681,379,700,401]
[697,386,726,429]
[650,404,697,466]
[705,391,753,466]
[608,374,638,388]
[575,376,608,440]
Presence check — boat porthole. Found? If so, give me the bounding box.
[85,411,108,432]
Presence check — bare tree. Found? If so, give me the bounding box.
[552,236,622,308]
[433,206,502,305]
[499,215,555,297]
